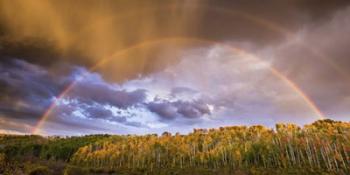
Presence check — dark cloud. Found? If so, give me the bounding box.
[147,100,210,120]
[1,1,350,135]
[0,38,65,66]
[0,59,148,132]
[175,100,211,118]
[1,0,349,82]
[83,106,113,119]
[72,104,143,127]
[0,59,71,120]
[262,6,350,119]
[69,82,146,109]
[0,117,33,134]
[147,102,178,120]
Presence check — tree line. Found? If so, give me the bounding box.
[72,119,350,174]
[1,119,350,174]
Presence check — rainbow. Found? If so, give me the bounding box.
[31,37,326,135]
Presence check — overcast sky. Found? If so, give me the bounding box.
[1,0,350,135]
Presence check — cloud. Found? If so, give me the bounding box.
[170,87,198,97]
[258,6,350,120]
[147,101,178,120]
[1,2,350,135]
[147,99,211,120]
[175,100,211,118]
[0,117,33,134]
[0,57,215,134]
[0,59,70,120]
[0,59,151,133]
[69,83,146,109]
[1,0,349,80]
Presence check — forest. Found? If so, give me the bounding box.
[1,119,350,175]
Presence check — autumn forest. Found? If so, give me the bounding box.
[0,119,349,175]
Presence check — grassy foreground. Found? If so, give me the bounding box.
[1,119,350,175]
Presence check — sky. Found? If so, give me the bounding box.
[0,0,350,135]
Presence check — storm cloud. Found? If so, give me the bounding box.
[147,100,211,120]
[0,1,350,135]
[0,59,70,120]
[0,59,214,134]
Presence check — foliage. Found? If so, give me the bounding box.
[0,135,46,161]
[40,134,111,161]
[0,134,110,162]
[1,119,350,174]
[71,119,350,174]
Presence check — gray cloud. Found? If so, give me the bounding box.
[1,1,350,135]
[147,100,210,120]
[0,59,150,133]
[259,6,350,120]
[0,59,70,120]
[1,0,349,80]
[147,102,178,120]
[170,87,198,97]
[69,83,146,109]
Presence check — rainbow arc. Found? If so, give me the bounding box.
[32,37,325,135]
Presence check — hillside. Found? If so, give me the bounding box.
[1,119,350,175]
